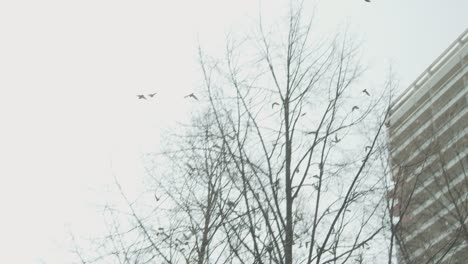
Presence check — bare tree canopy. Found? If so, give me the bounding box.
[72,3,397,264]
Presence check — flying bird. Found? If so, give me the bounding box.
[137,94,146,100]
[148,92,157,98]
[266,245,273,252]
[362,89,370,96]
[184,93,199,100]
[274,179,280,187]
[332,134,341,143]
[352,106,359,111]
[186,163,194,172]
[272,102,280,108]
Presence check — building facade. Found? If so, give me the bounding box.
[388,30,467,263]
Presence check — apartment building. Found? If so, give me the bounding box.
[388,29,467,264]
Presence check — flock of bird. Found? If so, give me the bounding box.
[136,92,199,101]
[140,88,371,117]
[141,89,371,141]
[271,89,371,111]
[140,89,371,117]
[352,89,370,111]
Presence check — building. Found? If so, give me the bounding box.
[388,29,467,263]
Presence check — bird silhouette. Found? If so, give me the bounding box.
[184,93,199,100]
[362,89,370,96]
[148,92,157,98]
[155,194,160,201]
[365,146,372,151]
[137,94,146,100]
[266,245,273,252]
[332,134,341,143]
[272,102,280,108]
[274,179,280,187]
[305,131,317,135]
[365,0,370,2]
[186,163,194,172]
[352,106,359,111]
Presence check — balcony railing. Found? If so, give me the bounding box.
[390,29,468,120]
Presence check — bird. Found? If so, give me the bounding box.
[272,102,280,108]
[186,163,194,172]
[352,106,359,111]
[362,89,370,96]
[274,179,280,187]
[148,92,157,98]
[155,194,160,201]
[266,245,273,252]
[184,93,199,100]
[365,146,372,151]
[137,94,146,100]
[305,131,317,135]
[365,0,370,2]
[332,134,341,143]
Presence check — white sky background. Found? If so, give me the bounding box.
[0,0,466,263]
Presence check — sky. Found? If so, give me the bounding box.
[0,0,466,263]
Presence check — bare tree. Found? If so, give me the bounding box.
[193,3,392,263]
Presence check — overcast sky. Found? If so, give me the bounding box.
[0,1,467,263]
